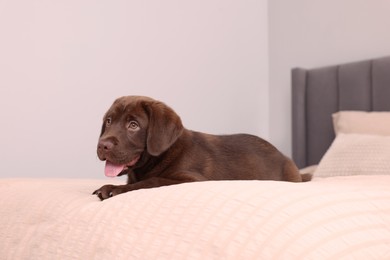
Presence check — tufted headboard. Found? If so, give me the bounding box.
[292,56,390,169]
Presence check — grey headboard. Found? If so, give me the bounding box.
[292,56,390,169]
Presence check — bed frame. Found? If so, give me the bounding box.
[292,56,390,168]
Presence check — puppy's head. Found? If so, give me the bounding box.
[97,96,184,177]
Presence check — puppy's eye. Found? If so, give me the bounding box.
[128,121,139,130]
[106,118,112,127]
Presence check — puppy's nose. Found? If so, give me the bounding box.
[98,140,114,151]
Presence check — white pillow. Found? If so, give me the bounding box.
[332,111,390,136]
[314,133,390,178]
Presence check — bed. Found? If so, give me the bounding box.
[1,56,390,259]
[292,55,390,169]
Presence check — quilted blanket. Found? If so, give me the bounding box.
[1,176,390,259]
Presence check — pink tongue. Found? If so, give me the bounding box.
[105,161,126,178]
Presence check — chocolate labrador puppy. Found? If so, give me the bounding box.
[93,96,309,200]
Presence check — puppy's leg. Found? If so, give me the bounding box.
[93,172,207,200]
[282,159,302,182]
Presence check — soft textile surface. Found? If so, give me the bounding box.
[299,164,318,175]
[1,177,390,259]
[314,133,390,178]
[332,111,390,136]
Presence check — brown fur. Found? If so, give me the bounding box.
[93,96,308,200]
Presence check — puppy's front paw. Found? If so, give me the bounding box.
[93,184,125,201]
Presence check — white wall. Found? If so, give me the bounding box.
[0,0,268,178]
[3,0,390,179]
[269,0,390,156]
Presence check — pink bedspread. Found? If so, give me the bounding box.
[1,176,390,259]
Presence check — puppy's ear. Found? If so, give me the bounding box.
[144,101,184,156]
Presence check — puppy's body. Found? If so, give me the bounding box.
[94,96,307,200]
